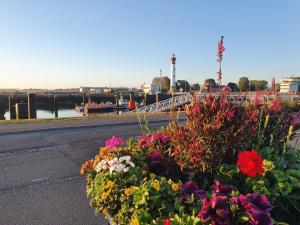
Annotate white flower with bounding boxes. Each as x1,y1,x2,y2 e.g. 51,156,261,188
95,155,135,174
128,162,135,168
95,159,108,172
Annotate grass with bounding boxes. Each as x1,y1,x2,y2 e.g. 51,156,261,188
0,111,184,125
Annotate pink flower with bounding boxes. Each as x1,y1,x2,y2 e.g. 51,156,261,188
138,133,169,147
269,97,282,111
222,86,231,93
105,136,124,149
226,111,234,121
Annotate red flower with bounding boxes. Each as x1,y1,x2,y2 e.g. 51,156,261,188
163,219,172,225
237,150,264,177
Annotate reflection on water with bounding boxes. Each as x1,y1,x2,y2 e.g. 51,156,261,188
4,109,82,120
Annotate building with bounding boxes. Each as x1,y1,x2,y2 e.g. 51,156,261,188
279,77,300,93
141,83,160,94
79,87,105,93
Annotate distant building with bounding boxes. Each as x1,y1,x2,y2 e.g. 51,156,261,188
79,86,132,94
279,77,300,93
141,83,160,94
141,83,151,94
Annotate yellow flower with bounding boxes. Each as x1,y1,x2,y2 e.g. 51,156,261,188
150,173,156,179
152,181,160,191
131,217,140,225
93,155,100,168
288,125,294,138
172,183,180,191
263,115,270,129
168,179,172,185
101,192,110,201
102,208,109,217
117,211,124,220
106,181,115,189
99,147,110,158
124,187,135,196
263,160,275,173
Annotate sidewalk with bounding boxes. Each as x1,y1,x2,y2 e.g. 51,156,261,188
0,113,184,135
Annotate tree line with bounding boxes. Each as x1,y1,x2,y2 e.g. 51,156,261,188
151,76,268,92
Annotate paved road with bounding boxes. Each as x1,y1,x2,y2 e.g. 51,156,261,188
0,120,169,225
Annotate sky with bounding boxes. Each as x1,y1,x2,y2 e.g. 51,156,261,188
0,0,299,89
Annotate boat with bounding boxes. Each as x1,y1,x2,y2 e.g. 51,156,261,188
75,102,115,115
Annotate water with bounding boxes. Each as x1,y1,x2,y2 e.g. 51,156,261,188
4,109,82,120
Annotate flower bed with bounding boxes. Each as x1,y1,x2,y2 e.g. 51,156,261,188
81,90,300,225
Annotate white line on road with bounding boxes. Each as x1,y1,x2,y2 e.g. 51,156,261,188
32,177,48,182
0,144,70,157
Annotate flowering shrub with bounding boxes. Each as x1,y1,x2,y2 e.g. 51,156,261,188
81,92,300,225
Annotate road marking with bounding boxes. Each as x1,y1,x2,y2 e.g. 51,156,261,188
32,177,48,182
0,144,70,157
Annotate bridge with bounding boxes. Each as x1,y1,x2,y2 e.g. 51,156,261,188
128,92,300,114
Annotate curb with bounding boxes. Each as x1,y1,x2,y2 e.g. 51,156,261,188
0,119,185,136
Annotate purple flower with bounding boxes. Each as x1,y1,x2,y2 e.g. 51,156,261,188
198,196,231,225
211,181,232,196
231,193,272,225
105,136,124,149
148,149,164,161
180,181,206,200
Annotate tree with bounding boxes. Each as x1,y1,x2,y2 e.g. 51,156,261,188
152,76,170,92
238,77,250,91
227,82,239,92
249,80,268,91
204,78,216,86
191,83,200,91
176,80,191,92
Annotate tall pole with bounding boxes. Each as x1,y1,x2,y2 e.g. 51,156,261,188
170,54,176,94
217,36,225,88
159,69,162,93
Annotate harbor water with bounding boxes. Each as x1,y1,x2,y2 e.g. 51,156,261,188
4,109,82,120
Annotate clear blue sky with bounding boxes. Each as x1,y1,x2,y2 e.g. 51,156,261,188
0,0,299,89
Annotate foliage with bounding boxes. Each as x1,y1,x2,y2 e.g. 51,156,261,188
81,90,300,225
238,76,250,91
227,82,239,92
176,80,191,92
204,78,216,86
152,76,170,92
250,80,268,91
191,83,200,91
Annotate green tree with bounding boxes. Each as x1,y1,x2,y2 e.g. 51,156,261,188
238,77,250,91
191,83,200,91
227,82,239,92
204,78,216,86
152,76,170,92
250,80,268,91
176,80,191,92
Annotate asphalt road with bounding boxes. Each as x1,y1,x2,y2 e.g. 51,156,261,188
0,120,168,225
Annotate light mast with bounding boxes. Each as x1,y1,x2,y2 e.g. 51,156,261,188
170,54,176,92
